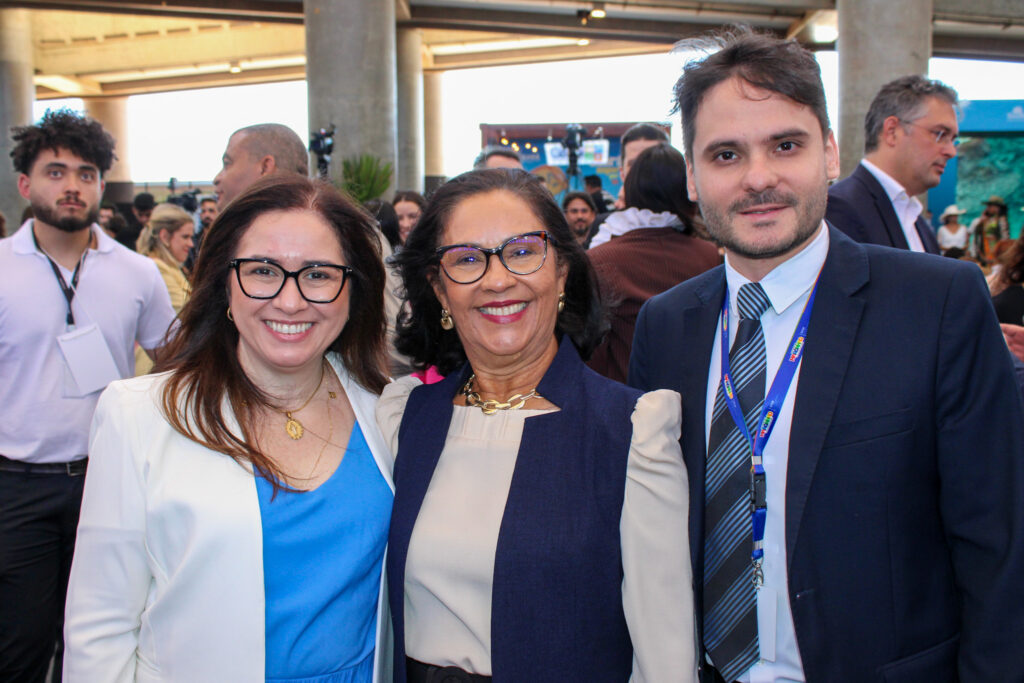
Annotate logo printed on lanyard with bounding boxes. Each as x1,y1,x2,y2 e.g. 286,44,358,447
719,271,821,587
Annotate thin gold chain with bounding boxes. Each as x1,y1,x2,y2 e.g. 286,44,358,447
279,359,327,440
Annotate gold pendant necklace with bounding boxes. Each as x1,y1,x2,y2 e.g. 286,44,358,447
461,374,541,415
280,360,327,440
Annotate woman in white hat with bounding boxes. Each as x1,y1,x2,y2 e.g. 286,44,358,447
936,204,969,255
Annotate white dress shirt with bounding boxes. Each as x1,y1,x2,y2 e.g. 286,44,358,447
704,224,830,683
859,159,926,253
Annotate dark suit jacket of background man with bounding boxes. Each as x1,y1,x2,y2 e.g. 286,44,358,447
587,227,720,383
628,226,1024,682
826,164,941,254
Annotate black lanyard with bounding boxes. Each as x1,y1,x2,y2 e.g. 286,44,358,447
32,227,88,328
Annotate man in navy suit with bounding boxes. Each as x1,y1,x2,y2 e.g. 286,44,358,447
826,75,958,254
629,29,1024,682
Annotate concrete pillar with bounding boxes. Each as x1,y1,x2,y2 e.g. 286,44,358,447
304,0,397,198
836,0,933,177
424,71,446,193
396,28,424,193
84,97,134,205
0,9,34,233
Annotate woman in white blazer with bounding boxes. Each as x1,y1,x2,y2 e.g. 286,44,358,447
64,175,394,682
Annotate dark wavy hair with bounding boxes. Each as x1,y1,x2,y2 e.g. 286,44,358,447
394,169,606,375
624,143,695,233
10,108,117,175
156,174,387,483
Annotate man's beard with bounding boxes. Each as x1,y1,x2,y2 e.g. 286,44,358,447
32,201,99,234
700,188,824,261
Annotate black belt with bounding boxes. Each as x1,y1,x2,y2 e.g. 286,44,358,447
0,454,87,476
406,658,491,683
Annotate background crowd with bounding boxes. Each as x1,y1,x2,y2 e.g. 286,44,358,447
1,25,1023,683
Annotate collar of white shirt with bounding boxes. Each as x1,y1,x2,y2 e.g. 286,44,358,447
859,159,923,220
723,222,830,319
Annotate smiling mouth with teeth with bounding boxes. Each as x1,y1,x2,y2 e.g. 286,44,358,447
479,303,527,316
265,321,313,335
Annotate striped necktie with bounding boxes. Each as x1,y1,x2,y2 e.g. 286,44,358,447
703,281,771,682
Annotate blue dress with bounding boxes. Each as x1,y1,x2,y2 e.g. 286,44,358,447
256,422,393,683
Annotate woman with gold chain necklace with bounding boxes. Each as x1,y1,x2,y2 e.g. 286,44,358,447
379,169,695,682
64,176,395,682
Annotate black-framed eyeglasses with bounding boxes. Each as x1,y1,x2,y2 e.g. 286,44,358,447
229,258,352,303
899,119,960,147
436,231,549,284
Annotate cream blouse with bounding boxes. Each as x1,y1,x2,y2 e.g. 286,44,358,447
377,375,696,682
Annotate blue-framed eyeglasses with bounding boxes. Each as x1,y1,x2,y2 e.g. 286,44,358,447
435,231,549,284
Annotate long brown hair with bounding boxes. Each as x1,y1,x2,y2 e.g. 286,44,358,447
156,175,387,480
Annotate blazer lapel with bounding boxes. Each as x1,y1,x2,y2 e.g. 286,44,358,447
785,227,868,565
386,366,467,673
854,165,910,250
330,354,395,491
678,271,726,587
915,216,941,255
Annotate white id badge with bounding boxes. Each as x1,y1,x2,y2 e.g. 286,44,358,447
57,324,122,397
756,586,778,662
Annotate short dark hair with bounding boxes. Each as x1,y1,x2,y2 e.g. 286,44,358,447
473,146,521,169
394,169,606,374
863,75,959,153
623,143,695,233
200,197,217,207
673,27,830,159
10,109,117,176
583,174,602,188
133,192,156,211
620,123,669,149
157,174,387,488
562,191,596,212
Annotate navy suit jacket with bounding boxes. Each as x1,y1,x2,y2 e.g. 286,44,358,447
827,163,941,254
628,227,1024,682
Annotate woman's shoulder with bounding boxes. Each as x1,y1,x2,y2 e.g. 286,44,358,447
99,371,172,414
376,374,424,444
632,389,682,425
628,389,683,467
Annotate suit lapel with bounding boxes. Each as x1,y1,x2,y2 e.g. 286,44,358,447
915,216,941,255
677,272,726,593
853,165,910,250
785,227,869,565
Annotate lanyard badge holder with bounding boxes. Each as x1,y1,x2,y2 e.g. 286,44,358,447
719,274,820,588
34,229,122,396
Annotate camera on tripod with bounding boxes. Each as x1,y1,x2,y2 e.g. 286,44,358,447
310,125,336,178
166,179,201,213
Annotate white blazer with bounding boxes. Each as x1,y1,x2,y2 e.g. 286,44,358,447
63,353,395,682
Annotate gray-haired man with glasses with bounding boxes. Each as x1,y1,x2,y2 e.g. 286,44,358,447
827,75,958,254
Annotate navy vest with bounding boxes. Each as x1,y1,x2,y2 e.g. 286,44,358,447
387,337,641,682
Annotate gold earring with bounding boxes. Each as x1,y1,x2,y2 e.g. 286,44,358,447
226,307,234,322
557,292,566,313
440,308,454,330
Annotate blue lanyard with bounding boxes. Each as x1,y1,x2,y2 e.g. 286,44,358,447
719,273,820,580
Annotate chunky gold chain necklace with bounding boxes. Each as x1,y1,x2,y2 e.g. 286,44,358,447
280,360,327,440
461,374,541,415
